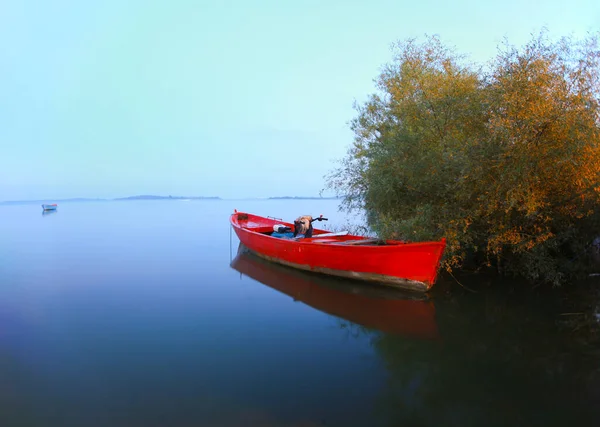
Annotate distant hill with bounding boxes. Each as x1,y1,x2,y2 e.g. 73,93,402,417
114,195,221,201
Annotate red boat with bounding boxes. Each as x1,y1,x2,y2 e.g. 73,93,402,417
230,211,447,293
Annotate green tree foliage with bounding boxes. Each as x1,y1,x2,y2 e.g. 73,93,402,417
326,31,600,286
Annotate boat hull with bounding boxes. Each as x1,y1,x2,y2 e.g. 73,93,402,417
41,204,57,211
230,212,446,293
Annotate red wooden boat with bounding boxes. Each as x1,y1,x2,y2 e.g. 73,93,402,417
231,245,440,339
230,211,447,293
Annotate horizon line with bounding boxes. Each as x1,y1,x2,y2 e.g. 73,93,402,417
0,194,342,204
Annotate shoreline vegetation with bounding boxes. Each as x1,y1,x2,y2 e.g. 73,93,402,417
324,29,600,288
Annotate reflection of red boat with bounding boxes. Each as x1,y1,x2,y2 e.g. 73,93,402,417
231,244,440,340
230,211,446,293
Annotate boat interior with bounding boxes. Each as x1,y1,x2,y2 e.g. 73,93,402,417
234,212,397,245
256,226,391,246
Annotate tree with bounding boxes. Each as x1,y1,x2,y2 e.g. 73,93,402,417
326,31,600,286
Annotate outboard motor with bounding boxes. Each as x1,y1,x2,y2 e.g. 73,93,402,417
293,214,329,238
293,215,314,238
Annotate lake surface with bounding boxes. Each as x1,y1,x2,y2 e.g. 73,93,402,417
1,199,600,427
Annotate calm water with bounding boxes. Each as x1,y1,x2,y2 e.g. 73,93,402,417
1,200,599,427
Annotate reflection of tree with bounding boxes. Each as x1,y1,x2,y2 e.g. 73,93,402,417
338,286,600,427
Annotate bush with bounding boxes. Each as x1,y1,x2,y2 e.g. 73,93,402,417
326,31,600,286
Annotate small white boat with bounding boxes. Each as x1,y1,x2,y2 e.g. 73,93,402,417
41,204,58,211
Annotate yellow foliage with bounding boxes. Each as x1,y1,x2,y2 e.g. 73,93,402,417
327,31,600,285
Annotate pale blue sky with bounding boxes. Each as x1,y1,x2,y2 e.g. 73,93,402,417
1,0,598,200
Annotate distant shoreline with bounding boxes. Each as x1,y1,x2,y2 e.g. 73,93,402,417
0,195,341,205
114,195,221,201
267,196,340,200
